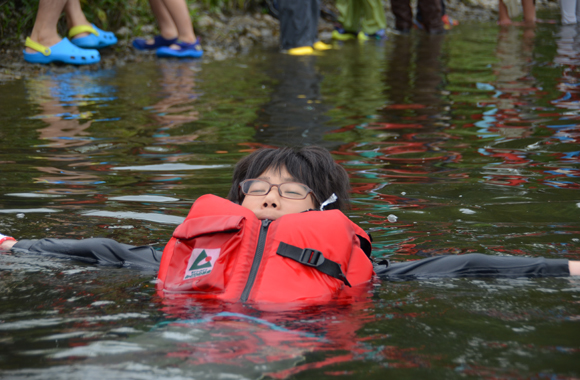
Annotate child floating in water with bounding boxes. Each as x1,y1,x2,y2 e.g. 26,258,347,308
1,147,578,303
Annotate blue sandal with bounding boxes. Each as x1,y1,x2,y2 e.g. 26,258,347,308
69,24,117,49
156,40,203,58
23,37,100,65
133,35,178,50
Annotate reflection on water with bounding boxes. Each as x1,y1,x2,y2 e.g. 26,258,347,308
1,13,580,379
254,54,333,147
146,61,201,145
25,72,117,194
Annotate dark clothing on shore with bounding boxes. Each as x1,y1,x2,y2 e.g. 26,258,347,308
390,0,444,32
278,0,319,49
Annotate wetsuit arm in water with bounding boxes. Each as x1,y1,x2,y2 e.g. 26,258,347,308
374,253,570,280
12,238,162,270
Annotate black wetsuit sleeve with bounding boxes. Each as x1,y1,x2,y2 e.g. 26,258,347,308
374,253,570,280
12,238,162,270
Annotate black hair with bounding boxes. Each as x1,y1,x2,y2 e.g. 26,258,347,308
228,146,351,211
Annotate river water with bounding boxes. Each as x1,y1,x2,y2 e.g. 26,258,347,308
0,18,579,379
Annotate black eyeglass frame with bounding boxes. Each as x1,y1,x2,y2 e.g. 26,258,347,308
239,179,319,202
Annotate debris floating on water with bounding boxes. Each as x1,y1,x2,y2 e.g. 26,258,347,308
387,214,398,223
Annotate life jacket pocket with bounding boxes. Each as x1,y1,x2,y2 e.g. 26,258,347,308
162,215,245,294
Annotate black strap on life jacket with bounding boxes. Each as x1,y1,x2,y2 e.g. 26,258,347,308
356,234,372,258
276,242,352,287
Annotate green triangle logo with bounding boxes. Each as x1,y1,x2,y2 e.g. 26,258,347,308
189,249,213,271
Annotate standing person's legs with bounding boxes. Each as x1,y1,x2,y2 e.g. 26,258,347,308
498,0,512,25
522,0,536,23
63,0,117,48
153,0,204,57
159,0,197,43
336,0,362,32
278,0,319,52
26,0,68,52
132,0,179,50
360,0,387,35
24,0,100,64
560,0,577,24
307,0,320,44
390,0,413,32
417,0,444,32
64,0,91,36
149,0,179,39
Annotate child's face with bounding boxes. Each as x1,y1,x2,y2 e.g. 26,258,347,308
241,166,316,220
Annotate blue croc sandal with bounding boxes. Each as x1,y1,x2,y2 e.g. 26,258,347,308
23,37,100,65
156,40,203,58
133,35,177,50
69,24,117,49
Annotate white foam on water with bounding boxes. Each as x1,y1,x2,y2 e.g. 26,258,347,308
49,341,145,358
113,163,228,171
109,195,180,203
85,313,150,322
161,331,200,342
91,301,116,307
0,208,60,214
0,318,64,330
81,210,185,225
39,331,101,341
5,193,64,198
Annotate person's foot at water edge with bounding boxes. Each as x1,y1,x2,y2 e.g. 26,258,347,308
286,41,332,55
357,29,387,41
332,25,357,41
23,37,100,65
156,39,204,58
132,34,178,50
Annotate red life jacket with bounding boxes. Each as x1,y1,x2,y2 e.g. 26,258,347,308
157,194,374,304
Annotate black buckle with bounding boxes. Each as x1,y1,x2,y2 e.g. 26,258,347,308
298,248,325,267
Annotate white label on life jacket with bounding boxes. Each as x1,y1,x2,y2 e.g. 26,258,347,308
183,248,221,280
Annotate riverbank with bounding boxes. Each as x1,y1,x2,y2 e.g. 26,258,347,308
0,0,558,82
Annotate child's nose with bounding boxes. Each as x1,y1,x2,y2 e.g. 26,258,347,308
262,185,281,208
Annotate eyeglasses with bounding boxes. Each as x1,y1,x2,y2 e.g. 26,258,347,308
240,179,316,200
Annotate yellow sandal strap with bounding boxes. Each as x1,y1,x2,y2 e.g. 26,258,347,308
25,37,51,56
68,24,98,38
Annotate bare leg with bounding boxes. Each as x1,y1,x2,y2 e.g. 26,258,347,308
149,0,179,40
498,0,512,25
26,0,68,53
521,0,536,24
64,0,90,30
160,0,196,44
